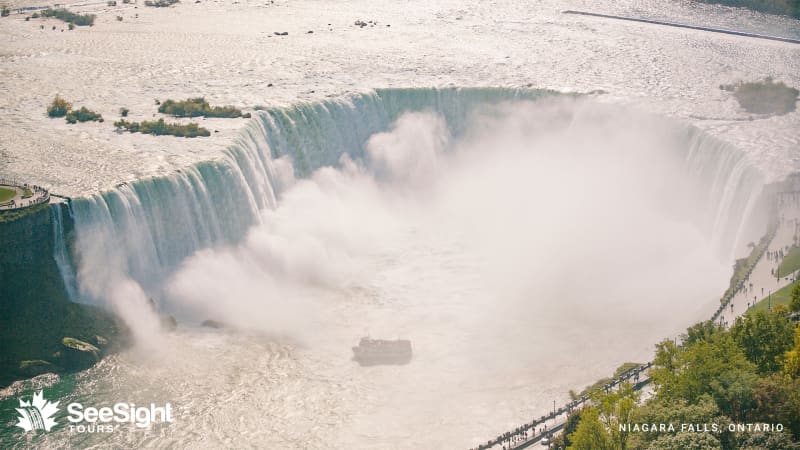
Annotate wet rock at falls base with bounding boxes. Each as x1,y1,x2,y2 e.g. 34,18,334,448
61,337,101,371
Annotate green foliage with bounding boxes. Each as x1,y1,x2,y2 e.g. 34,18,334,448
47,95,71,117
750,280,800,313
653,330,756,405
567,406,613,450
40,8,96,26
752,373,800,439
144,0,179,7
552,409,582,449
593,383,639,449
683,320,721,346
575,362,644,398
0,187,15,203
731,310,795,373
721,77,799,115
648,432,723,450
65,106,103,124
1,6,10,17
737,430,798,450
791,283,800,312
120,107,129,117
709,368,758,420
628,395,727,449
114,118,211,137
777,246,800,278
158,97,251,118
721,231,771,304
785,327,800,379
696,0,800,18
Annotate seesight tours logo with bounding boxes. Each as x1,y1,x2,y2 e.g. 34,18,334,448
15,390,59,432
14,390,174,434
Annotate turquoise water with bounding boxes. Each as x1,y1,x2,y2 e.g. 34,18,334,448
0,88,768,449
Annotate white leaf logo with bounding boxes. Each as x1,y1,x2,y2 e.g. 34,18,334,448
15,390,60,432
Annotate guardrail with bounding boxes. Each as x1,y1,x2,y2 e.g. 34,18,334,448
470,363,652,450
0,179,51,211
473,206,782,449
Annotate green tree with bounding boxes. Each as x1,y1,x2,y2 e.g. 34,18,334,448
594,383,638,449
683,320,720,345
790,283,800,312
648,432,722,450
650,338,682,398
552,410,582,449
628,395,726,449
731,310,795,373
709,369,758,421
751,373,800,440
784,326,800,380
654,332,755,404
567,406,612,450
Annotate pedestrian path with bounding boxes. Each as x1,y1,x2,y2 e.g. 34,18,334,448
473,191,800,450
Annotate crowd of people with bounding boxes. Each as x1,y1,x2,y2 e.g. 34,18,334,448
0,181,50,210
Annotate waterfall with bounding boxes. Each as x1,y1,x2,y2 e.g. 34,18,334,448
57,87,764,304
681,127,765,255
51,203,78,301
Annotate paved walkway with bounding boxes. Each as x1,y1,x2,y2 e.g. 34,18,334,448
0,183,50,210
474,192,800,450
719,193,800,326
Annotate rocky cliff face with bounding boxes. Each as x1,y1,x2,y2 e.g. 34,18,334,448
0,204,126,387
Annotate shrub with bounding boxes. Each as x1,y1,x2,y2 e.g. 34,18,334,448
1,6,10,17
116,15,123,21
144,0,179,7
696,0,800,19
40,8,96,26
107,0,117,5
722,77,799,115
114,118,211,137
68,23,74,30
119,107,129,117
158,97,250,118
65,107,103,124
47,95,71,118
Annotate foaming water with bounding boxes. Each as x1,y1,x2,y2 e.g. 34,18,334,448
0,92,767,449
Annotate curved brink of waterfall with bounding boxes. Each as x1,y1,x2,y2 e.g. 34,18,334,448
50,87,765,305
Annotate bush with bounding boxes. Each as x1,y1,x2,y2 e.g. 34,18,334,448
696,0,800,19
114,118,211,137
1,7,10,17
107,0,117,5
116,15,123,21
40,8,96,26
144,0,179,7
158,97,250,118
65,107,103,124
119,107,129,117
47,95,71,118
722,77,799,115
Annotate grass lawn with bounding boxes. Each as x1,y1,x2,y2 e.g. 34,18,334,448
777,246,800,278
749,280,798,313
0,187,16,203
